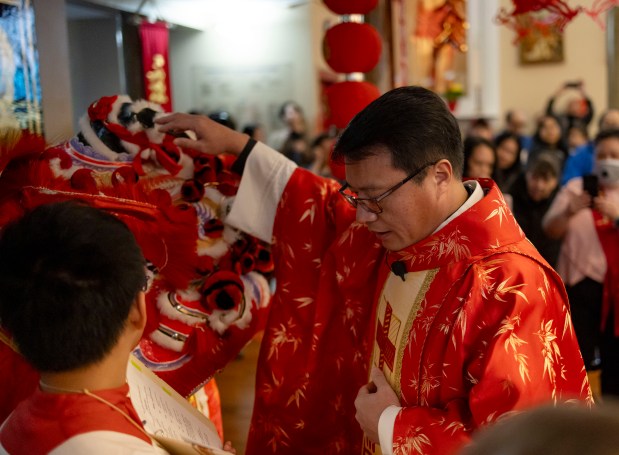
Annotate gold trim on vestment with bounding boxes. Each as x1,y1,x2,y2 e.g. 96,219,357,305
393,268,439,399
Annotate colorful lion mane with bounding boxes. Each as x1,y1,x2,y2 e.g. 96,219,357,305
0,96,273,408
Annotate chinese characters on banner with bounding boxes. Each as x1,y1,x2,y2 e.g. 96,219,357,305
139,21,172,112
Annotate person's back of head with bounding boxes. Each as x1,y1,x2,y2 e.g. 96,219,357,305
332,85,463,182
0,201,146,373
461,403,619,455
599,109,619,132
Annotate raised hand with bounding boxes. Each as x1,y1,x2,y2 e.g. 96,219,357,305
568,191,591,215
156,113,248,157
594,194,619,222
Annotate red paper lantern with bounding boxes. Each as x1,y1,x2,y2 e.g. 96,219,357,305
323,0,378,15
323,22,382,74
325,80,380,129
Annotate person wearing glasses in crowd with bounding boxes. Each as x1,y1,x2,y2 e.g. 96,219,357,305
157,86,590,455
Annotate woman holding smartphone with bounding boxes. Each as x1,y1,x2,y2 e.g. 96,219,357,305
543,129,619,401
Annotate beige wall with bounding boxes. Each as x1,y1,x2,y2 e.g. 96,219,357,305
498,0,608,135
169,4,322,137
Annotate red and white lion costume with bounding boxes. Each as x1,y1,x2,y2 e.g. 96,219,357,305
0,95,273,437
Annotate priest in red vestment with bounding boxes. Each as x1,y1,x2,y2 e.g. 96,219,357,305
157,86,591,455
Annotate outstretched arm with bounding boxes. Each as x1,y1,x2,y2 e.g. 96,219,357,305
156,113,248,157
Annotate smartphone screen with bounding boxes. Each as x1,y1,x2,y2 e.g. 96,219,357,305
583,174,599,199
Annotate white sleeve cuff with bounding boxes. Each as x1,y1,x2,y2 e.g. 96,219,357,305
226,142,297,243
378,405,401,455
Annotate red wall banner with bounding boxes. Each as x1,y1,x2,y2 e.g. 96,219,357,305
139,21,173,112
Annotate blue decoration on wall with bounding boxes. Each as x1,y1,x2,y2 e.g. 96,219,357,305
0,0,43,134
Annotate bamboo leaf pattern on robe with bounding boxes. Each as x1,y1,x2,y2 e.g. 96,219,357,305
496,315,530,383
293,296,313,308
393,426,432,455
299,198,316,223
475,259,505,299
494,278,529,303
286,372,309,408
395,227,472,266
484,197,510,226
268,319,301,360
536,319,561,400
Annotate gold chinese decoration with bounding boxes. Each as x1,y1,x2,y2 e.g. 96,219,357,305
146,54,169,105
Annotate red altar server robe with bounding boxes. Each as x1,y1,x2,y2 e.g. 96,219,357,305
225,144,591,455
0,384,161,454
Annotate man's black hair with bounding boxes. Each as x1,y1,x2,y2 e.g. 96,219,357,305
527,152,561,179
505,110,515,124
495,131,521,149
0,201,145,372
594,128,619,145
332,86,464,181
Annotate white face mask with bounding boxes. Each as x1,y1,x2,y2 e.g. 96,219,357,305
595,159,619,187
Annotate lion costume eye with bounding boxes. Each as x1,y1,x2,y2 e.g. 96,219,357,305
136,107,158,129
117,102,136,126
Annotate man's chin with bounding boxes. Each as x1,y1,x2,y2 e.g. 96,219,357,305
378,235,403,252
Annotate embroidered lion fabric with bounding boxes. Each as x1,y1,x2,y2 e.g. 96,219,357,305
0,95,273,401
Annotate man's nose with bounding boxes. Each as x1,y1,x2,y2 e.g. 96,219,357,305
356,206,378,224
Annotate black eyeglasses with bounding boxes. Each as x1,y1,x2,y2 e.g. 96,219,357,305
338,161,438,214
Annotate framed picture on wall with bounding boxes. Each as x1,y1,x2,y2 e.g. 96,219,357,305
0,0,43,134
518,13,564,65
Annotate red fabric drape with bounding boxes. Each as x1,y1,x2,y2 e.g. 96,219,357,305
593,211,619,336
139,21,173,112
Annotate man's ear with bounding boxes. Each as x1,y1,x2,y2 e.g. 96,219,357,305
128,291,147,333
433,159,454,188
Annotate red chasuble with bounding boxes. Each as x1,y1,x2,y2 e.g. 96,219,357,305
245,170,591,455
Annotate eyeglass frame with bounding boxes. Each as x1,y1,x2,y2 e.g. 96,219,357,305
338,160,439,214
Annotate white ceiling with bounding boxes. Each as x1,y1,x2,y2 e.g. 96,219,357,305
69,0,311,30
